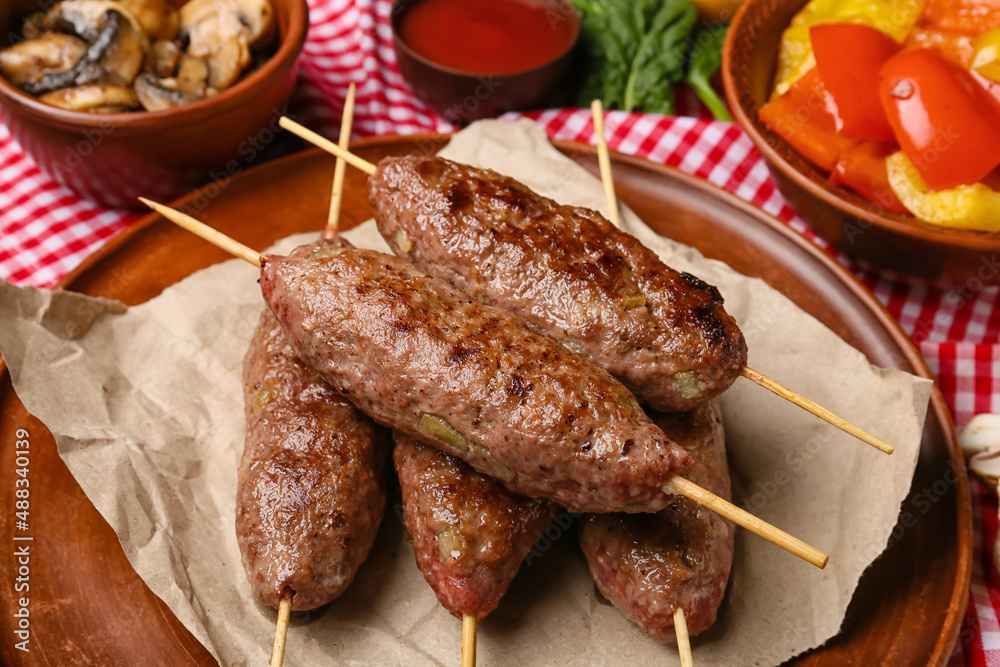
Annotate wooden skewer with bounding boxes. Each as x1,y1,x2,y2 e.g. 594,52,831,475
739,366,893,454
591,99,620,229
325,82,357,239
667,474,826,568
674,607,694,667
139,201,829,569
462,613,477,667
270,588,293,667
138,198,263,267
280,116,376,176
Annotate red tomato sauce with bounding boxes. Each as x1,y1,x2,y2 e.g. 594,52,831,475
399,0,575,75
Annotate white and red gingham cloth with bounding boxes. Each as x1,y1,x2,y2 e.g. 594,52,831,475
1,0,998,663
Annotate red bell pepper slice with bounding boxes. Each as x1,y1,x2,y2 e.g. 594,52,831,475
810,23,899,142
830,142,909,213
879,48,1000,190
759,68,858,172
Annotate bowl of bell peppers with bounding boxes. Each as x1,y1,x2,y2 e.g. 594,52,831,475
723,0,1000,284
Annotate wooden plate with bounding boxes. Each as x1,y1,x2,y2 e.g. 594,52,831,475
0,135,971,665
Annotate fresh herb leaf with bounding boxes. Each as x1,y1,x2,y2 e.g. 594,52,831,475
572,0,732,119
686,23,733,121
572,0,698,115
626,0,697,114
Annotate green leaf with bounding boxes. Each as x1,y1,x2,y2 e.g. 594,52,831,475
571,0,700,115
628,0,697,113
685,23,733,122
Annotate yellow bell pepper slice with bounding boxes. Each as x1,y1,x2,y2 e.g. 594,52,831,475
972,27,1000,82
886,151,1000,231
773,0,923,96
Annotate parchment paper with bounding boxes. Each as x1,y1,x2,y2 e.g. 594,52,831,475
0,119,931,666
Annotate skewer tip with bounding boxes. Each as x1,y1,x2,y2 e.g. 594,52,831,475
325,81,357,238
674,607,694,667
278,116,376,176
139,197,264,268
739,366,894,455
269,588,293,667
462,613,478,667
668,474,829,569
590,99,620,229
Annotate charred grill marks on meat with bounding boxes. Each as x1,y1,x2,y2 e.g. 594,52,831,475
369,155,748,413
260,246,693,514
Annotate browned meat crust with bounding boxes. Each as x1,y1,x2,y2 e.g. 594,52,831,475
237,304,389,611
579,400,734,643
394,432,557,620
260,246,693,513
369,156,748,413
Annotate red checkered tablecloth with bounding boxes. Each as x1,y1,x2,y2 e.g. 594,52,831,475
1,0,998,663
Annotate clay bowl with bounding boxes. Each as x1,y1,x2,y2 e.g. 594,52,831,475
722,0,1000,286
0,0,308,210
390,0,579,124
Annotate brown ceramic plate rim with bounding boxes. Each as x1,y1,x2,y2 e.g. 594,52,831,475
0,0,309,130
0,133,972,663
722,0,1000,250
388,0,580,79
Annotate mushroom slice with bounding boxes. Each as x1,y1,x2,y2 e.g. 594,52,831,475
24,10,147,95
119,0,179,41
149,39,182,78
0,33,88,89
99,9,148,86
175,55,209,97
39,84,139,111
43,0,141,43
179,0,275,91
960,414,1000,575
180,0,275,48
133,72,199,110
961,413,1000,486
203,34,248,92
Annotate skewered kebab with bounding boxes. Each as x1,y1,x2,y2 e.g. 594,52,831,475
262,245,692,513
249,237,730,648
139,199,827,572
581,399,734,644
369,154,746,415
278,117,893,455
394,432,557,620
238,264,389,610
239,86,373,667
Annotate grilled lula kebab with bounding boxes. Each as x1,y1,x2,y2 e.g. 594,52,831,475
581,400,735,645
278,117,893,455
238,249,389,609
138,197,827,570
395,431,557,658
237,86,389,667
